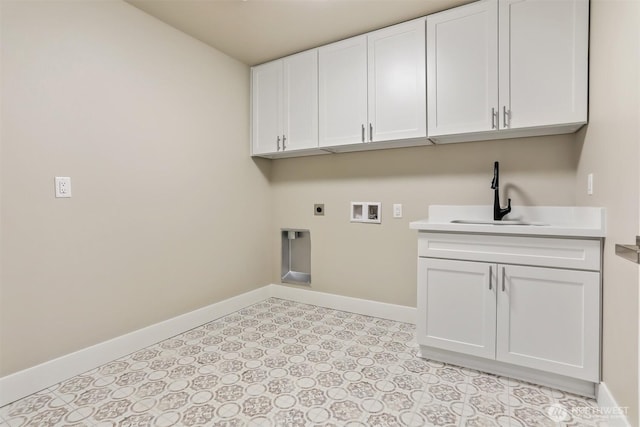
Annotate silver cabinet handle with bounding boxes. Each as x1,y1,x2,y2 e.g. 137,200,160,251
282,135,287,151
502,266,506,292
361,124,365,142
503,106,509,128
491,108,496,129
369,123,373,142
489,265,493,290
277,135,281,151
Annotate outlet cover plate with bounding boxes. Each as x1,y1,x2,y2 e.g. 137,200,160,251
393,203,403,218
55,177,72,198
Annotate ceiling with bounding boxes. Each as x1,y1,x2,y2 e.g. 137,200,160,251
125,0,472,66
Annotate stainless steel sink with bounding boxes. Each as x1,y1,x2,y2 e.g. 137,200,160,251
450,219,549,226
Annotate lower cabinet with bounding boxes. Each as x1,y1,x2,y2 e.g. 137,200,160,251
417,244,601,385
417,258,497,359
496,264,599,382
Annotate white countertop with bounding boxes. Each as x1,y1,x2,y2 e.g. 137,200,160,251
409,205,606,238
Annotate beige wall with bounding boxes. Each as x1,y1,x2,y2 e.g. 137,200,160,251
575,0,640,424
271,135,578,307
0,1,272,376
3,3,639,424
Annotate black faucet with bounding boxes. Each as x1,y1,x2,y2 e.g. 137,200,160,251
491,161,511,221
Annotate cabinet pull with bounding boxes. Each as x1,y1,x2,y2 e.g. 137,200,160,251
489,265,493,290
282,135,287,151
502,266,506,292
491,108,496,129
503,106,509,128
369,123,373,142
277,136,281,151
361,124,365,142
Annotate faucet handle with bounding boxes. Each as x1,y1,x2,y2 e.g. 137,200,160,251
497,198,512,220
502,198,512,217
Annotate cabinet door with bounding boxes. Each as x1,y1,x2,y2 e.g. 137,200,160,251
426,0,498,137
251,60,282,155
368,18,426,142
283,50,318,151
318,35,368,147
499,0,588,129
417,258,496,359
496,265,599,382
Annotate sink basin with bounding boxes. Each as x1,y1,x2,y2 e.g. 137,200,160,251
450,219,549,226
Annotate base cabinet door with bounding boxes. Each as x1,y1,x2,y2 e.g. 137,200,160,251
496,265,600,382
417,258,496,359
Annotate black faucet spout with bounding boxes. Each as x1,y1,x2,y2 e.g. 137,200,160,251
491,161,511,221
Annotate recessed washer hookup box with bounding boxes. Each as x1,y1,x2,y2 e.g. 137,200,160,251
281,229,311,285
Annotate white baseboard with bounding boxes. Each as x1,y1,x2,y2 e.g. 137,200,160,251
0,286,270,407
596,382,632,427
0,284,415,407
266,284,416,324
12,282,628,424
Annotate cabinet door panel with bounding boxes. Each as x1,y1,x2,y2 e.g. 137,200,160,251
283,50,318,151
499,0,588,129
427,0,498,137
417,258,496,359
368,18,426,142
251,61,282,155
496,265,599,382
319,35,368,147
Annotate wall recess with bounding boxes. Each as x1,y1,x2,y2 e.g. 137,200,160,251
351,202,381,224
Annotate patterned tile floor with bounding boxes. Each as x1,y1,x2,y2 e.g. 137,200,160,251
1,298,609,427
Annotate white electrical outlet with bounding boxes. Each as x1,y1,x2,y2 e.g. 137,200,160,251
393,203,403,218
55,176,72,198
587,173,593,195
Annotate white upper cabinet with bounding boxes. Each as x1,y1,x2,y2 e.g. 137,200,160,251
319,19,427,148
251,50,319,156
427,0,589,142
283,50,319,152
499,0,589,130
319,35,368,147
427,1,498,137
251,0,590,157
368,19,427,142
251,60,282,155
